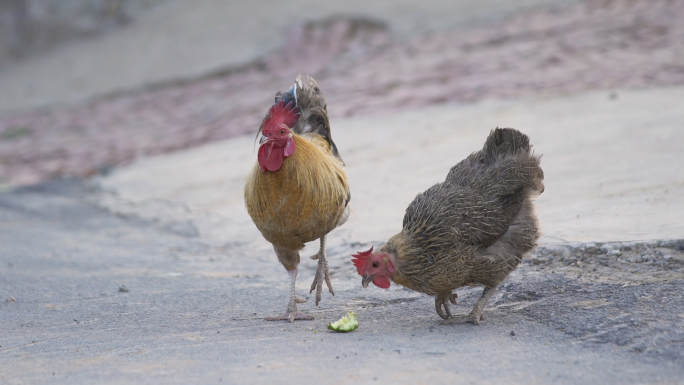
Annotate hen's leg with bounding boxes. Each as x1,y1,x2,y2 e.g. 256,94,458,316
310,235,334,306
434,292,458,320
266,269,314,323
441,286,495,325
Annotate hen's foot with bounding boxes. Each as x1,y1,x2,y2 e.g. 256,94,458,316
310,253,334,306
440,312,485,325
265,312,315,322
441,287,494,325
435,292,458,320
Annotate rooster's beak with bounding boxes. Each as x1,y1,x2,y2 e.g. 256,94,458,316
259,135,269,145
361,274,375,288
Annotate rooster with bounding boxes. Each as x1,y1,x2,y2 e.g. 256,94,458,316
244,75,350,322
352,128,544,324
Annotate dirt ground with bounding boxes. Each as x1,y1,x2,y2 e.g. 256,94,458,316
1,181,683,384
1,1,683,383
1,0,684,186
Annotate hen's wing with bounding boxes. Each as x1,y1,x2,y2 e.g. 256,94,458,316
403,128,543,251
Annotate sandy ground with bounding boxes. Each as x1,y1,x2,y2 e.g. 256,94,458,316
0,0,571,114
1,171,682,384
2,0,684,186
97,86,684,247
1,0,684,383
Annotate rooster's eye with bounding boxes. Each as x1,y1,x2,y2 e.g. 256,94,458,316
372,261,379,268
280,129,285,135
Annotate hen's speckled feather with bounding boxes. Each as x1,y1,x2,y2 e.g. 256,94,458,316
383,128,544,296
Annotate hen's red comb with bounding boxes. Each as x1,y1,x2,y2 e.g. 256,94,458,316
263,101,299,132
351,247,373,275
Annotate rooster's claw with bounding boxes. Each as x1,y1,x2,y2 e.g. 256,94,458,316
310,254,334,306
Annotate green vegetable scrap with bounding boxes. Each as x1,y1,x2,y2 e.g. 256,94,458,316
328,311,359,332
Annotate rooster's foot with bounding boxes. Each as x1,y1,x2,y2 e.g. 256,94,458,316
435,292,458,320
265,312,315,323
310,256,334,306
267,268,311,322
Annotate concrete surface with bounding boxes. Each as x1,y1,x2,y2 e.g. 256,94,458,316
1,1,683,383
4,0,683,187
97,86,684,250
0,0,573,113
2,83,683,383
6,86,682,383
1,180,683,384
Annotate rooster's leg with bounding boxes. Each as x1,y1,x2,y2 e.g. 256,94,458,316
434,292,458,320
266,269,314,323
310,235,334,306
441,286,495,325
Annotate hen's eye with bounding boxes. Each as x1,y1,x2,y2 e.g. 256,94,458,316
372,261,379,268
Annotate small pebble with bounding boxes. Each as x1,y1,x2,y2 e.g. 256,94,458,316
510,330,516,336
6,296,15,302
664,255,672,260
118,285,129,293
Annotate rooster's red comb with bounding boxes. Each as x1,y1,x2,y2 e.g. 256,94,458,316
263,101,299,132
351,246,373,275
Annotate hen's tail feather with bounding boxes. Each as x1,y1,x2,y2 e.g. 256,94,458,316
478,199,540,287
447,128,544,197
482,127,531,163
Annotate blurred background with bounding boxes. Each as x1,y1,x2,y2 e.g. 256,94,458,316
0,0,682,187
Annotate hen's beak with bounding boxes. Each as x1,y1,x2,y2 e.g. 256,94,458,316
362,274,375,288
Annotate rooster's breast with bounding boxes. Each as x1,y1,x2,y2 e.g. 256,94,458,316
244,136,349,250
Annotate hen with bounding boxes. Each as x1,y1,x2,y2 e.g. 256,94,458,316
352,128,544,324
245,75,350,322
